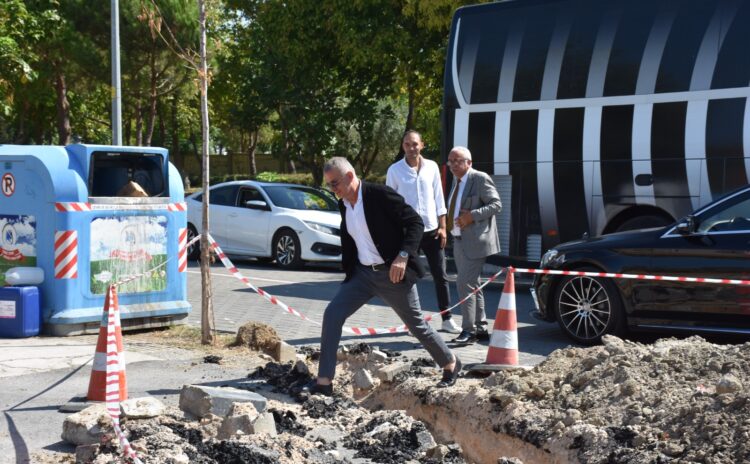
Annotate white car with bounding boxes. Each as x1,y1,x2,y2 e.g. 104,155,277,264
186,181,342,268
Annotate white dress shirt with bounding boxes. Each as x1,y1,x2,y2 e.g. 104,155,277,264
448,168,471,237
386,157,447,232
344,183,385,266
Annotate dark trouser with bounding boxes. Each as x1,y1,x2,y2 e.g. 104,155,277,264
420,229,452,321
318,264,454,380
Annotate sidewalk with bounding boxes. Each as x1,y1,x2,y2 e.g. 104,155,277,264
0,336,252,464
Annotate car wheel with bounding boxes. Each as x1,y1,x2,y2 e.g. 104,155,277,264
553,269,625,345
186,224,201,261
273,229,303,269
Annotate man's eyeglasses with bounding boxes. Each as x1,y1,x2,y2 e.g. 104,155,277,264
326,177,345,189
446,158,468,165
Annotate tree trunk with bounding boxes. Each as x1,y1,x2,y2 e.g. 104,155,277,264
171,95,181,170
198,0,216,346
135,100,144,146
55,71,72,145
248,131,258,177
392,78,416,162
124,116,131,145
15,101,28,144
157,100,166,148
405,77,415,132
145,52,158,146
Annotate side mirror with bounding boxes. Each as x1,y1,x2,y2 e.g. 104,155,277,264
245,200,269,210
675,215,696,234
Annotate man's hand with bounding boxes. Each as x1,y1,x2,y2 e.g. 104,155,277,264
434,227,447,249
457,210,474,229
389,255,408,283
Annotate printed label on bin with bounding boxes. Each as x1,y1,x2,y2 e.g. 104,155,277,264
90,216,168,295
0,215,36,286
0,300,15,319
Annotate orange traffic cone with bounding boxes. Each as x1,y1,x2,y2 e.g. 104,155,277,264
470,269,524,373
87,285,128,402
485,269,519,365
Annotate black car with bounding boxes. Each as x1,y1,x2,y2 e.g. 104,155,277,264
532,185,750,345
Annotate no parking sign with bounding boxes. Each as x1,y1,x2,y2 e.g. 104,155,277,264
2,173,15,197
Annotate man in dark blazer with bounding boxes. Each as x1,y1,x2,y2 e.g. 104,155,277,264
304,157,461,396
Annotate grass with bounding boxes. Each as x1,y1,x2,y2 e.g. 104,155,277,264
128,324,237,352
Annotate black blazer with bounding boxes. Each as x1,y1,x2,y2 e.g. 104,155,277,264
338,181,425,283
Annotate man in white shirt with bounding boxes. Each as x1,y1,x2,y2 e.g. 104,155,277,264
302,157,462,396
386,131,461,334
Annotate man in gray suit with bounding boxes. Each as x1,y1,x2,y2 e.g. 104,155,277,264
445,146,502,345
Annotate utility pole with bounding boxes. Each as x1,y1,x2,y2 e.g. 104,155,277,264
111,0,122,145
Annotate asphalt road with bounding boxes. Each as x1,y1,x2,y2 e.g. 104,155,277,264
183,257,574,366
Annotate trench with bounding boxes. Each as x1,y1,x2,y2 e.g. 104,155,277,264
362,379,576,464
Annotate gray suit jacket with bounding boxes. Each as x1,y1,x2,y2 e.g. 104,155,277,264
452,168,502,260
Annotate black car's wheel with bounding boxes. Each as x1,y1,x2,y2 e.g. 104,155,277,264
553,269,625,345
186,224,200,261
273,229,303,269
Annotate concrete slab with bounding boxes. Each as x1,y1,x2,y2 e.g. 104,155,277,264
0,337,161,378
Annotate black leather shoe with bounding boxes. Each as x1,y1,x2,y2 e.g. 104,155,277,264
437,357,462,388
476,327,490,341
301,380,333,397
451,330,477,345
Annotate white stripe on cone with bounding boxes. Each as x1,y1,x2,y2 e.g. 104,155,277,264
497,290,515,316
490,329,518,350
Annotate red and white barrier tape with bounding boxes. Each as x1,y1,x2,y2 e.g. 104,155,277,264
102,235,200,463
104,285,143,464
206,234,503,335
511,267,750,286
206,235,320,326
203,233,750,336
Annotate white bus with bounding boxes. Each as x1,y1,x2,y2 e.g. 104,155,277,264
442,0,750,264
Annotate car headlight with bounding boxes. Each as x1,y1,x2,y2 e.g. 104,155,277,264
304,221,339,236
540,249,558,268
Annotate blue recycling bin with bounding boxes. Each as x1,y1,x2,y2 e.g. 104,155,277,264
0,144,191,335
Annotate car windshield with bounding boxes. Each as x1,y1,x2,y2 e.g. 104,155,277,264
263,185,338,212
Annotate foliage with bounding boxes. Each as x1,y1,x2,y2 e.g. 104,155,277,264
0,0,486,177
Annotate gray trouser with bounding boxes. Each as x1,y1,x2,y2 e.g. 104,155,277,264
453,237,488,332
318,264,454,380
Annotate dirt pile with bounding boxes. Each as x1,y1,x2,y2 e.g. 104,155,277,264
83,342,467,464
343,410,462,463
369,335,750,463
235,322,281,353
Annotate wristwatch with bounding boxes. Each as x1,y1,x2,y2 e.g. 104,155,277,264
398,250,409,259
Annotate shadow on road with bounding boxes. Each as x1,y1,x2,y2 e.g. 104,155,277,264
2,359,91,464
